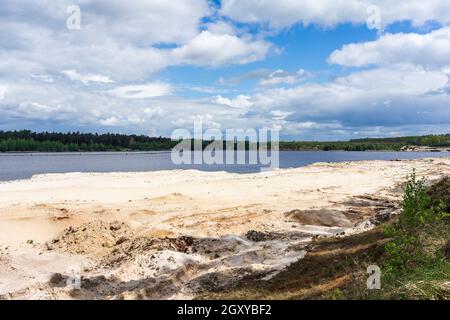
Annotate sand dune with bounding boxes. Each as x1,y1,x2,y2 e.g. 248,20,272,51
1,158,449,299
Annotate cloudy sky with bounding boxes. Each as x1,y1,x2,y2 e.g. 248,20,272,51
1,0,450,140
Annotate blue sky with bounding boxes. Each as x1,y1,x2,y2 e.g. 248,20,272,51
1,1,450,140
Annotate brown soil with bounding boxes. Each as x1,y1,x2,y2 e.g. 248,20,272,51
285,209,353,227
428,177,450,210
46,221,134,258
103,235,194,267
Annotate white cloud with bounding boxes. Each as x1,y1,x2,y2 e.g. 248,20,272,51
0,86,6,100
260,70,297,86
0,1,270,84
99,116,119,126
259,69,310,86
329,27,450,71
143,107,164,119
31,74,54,83
256,67,447,106
0,78,227,134
63,70,114,85
2,0,210,46
172,113,223,131
84,0,211,45
108,83,173,99
1,0,450,140
171,30,271,67
1,65,449,140
220,0,450,29
296,122,326,129
18,102,75,113
270,110,293,120
214,95,254,109
189,86,225,94
207,66,449,140
0,0,208,81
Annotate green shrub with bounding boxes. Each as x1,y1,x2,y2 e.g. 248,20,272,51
380,172,450,298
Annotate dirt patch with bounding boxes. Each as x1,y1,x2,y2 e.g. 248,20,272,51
246,230,279,242
428,176,450,211
191,237,244,260
245,230,310,242
342,195,399,224
285,209,353,227
141,228,177,238
46,219,196,265
103,235,194,267
46,221,133,258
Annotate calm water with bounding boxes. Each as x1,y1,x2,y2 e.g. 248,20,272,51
0,151,449,181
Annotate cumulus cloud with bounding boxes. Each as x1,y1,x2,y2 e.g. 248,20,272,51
1,0,450,140
220,0,450,29
214,95,254,109
182,66,449,140
329,27,450,70
0,1,271,82
0,0,276,134
210,66,449,136
1,65,449,139
171,30,272,67
0,1,196,81
249,67,450,129
0,76,264,136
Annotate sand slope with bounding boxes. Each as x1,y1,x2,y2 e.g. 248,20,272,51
0,158,449,299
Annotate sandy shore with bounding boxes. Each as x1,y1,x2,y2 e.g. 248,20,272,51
1,157,450,299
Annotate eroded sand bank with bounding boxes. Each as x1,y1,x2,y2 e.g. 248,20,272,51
1,158,449,299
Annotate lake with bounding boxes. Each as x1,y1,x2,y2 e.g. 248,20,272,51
1,151,450,181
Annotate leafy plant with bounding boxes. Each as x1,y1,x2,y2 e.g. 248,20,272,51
380,172,450,298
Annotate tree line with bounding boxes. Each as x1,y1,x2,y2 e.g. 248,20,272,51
0,130,449,152
0,130,178,152
279,134,450,151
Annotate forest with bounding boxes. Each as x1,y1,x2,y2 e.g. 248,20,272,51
279,134,450,151
0,130,177,152
1,130,450,152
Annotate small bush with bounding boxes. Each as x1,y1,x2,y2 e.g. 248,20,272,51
380,172,450,299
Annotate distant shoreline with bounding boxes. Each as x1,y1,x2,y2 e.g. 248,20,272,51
0,150,173,156
1,148,449,155
2,131,450,153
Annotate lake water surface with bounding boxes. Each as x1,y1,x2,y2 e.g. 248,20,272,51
1,151,450,181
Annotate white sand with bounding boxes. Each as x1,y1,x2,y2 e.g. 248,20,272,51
0,157,449,299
